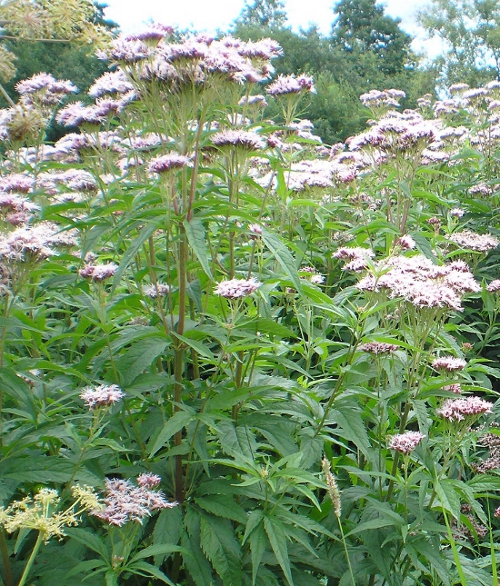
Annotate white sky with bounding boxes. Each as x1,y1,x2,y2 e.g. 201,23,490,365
102,0,441,58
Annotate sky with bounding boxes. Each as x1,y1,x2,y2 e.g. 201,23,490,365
102,0,435,55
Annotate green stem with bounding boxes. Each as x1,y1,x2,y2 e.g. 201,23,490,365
338,520,356,586
0,529,12,586
17,532,44,586
442,508,467,586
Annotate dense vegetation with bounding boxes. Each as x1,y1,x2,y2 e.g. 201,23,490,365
1,2,500,586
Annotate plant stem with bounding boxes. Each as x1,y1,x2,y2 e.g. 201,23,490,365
0,529,13,586
17,532,44,586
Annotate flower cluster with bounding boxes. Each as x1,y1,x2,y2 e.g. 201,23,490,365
266,74,315,96
432,356,467,372
437,397,493,421
388,431,425,454
91,477,176,526
80,384,124,409
214,277,261,298
144,283,170,298
79,263,118,282
360,342,399,354
447,230,499,252
333,246,375,272
356,255,480,311
0,486,100,540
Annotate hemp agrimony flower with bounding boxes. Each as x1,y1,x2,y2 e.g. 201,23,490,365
437,397,492,421
214,277,261,299
80,384,124,409
388,431,425,454
91,477,176,526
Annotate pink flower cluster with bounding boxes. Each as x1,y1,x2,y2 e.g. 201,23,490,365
80,384,124,409
211,130,265,151
437,397,493,421
333,247,375,272
266,74,315,96
92,477,176,526
447,230,499,252
79,263,118,282
360,342,399,354
432,356,467,372
388,431,425,454
356,255,480,311
214,277,261,298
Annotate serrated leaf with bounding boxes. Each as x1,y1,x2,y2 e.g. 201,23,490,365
261,229,302,294
149,410,193,456
111,221,159,293
250,523,267,586
129,544,184,563
184,218,213,279
66,527,110,562
195,495,247,524
126,561,177,585
264,516,294,586
173,333,215,360
200,514,242,586
115,336,168,386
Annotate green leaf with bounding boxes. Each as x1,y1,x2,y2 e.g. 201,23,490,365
184,218,213,279
66,527,110,562
195,495,247,524
126,561,177,585
173,332,215,360
249,523,267,586
111,221,159,293
261,229,302,294
182,509,214,584
434,478,461,519
129,544,184,563
411,232,438,263
115,336,168,386
264,516,294,586
200,513,242,586
149,410,194,456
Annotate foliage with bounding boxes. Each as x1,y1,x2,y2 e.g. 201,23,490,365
235,0,288,29
418,0,500,89
0,0,112,83
331,0,413,75
1,22,500,586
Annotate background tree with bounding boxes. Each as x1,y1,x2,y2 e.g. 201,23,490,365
0,0,112,91
418,0,500,89
235,0,288,29
232,0,436,144
331,0,413,75
0,2,118,106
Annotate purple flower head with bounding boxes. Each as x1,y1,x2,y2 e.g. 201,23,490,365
211,130,265,151
79,263,118,282
447,230,499,252
80,384,124,409
432,356,467,372
144,283,170,298
98,37,153,63
88,71,135,98
266,74,315,96
487,279,500,293
92,476,176,526
360,342,399,355
137,473,162,489
214,277,261,299
148,154,191,174
437,397,492,422
333,247,375,272
388,431,425,454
